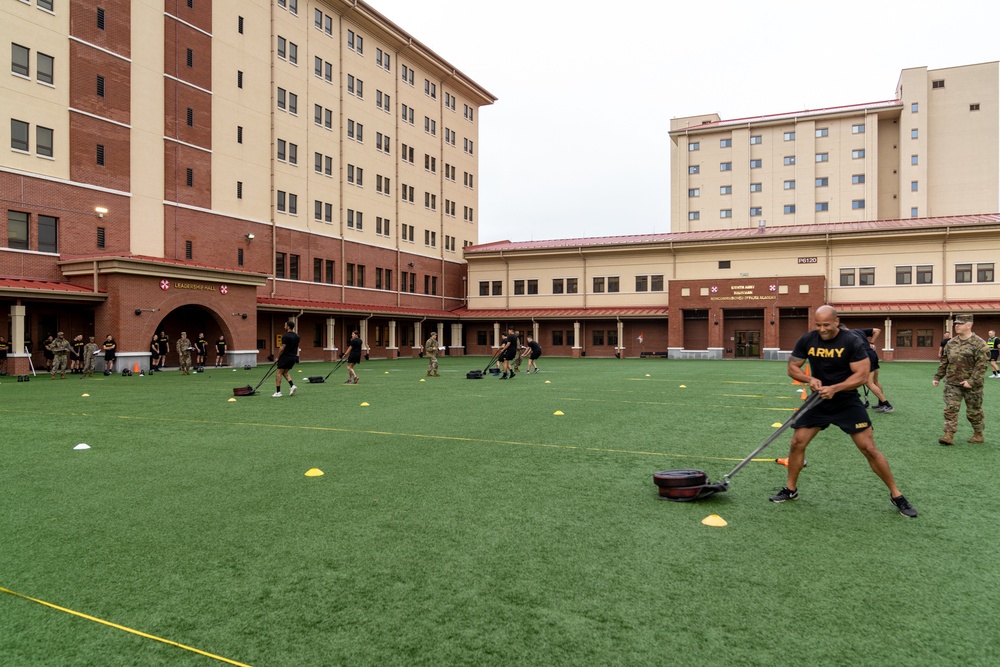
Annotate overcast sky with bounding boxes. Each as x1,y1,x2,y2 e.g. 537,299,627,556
370,0,1000,244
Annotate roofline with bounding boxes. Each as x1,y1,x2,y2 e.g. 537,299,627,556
670,99,902,135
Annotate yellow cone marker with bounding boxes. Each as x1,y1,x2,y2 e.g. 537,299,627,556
384,371,389,374
228,398,237,402
702,514,728,527
297,370,302,373
645,374,651,377
771,422,783,428
544,380,551,384
360,402,369,406
304,468,324,477
419,378,425,382
81,393,90,397
553,410,564,416
679,385,687,388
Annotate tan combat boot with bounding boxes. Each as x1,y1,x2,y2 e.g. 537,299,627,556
968,432,984,443
938,432,954,446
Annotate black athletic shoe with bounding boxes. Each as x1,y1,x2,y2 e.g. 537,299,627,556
880,403,894,413
891,494,918,518
769,487,798,503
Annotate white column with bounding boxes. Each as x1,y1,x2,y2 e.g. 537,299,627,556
388,320,397,350
616,320,624,356
11,305,25,354
492,321,501,349
359,319,369,351
572,321,582,349
325,317,337,354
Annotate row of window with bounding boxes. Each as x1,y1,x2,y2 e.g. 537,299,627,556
689,124,867,151
482,275,665,297
278,254,436,295
6,210,58,253
689,150,871,174
839,263,995,287
690,201,865,220
690,174,873,197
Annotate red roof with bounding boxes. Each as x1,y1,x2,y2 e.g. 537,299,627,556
834,300,1000,315
450,306,668,319
257,296,458,318
466,214,1000,253
0,278,103,294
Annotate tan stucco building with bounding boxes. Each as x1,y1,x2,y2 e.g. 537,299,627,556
2,0,494,375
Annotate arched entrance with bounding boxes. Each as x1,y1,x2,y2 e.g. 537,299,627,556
148,304,235,367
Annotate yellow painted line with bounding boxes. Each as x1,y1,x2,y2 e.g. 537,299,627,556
0,585,251,666
0,408,791,463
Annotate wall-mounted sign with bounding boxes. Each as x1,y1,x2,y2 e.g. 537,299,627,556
797,257,818,264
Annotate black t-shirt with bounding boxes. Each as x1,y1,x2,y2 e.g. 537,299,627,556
279,332,300,362
216,338,226,354
196,337,207,354
791,329,869,389
347,337,363,363
527,340,542,355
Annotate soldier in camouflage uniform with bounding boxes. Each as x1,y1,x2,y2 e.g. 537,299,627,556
48,332,72,379
82,336,99,377
933,314,989,444
176,332,193,375
424,331,440,376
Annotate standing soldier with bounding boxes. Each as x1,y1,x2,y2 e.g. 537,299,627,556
215,335,227,367
176,331,193,375
42,334,55,372
424,331,440,377
48,332,71,379
102,334,117,373
70,334,84,374
933,315,989,445
158,330,170,371
195,333,208,368
988,330,999,378
82,336,99,377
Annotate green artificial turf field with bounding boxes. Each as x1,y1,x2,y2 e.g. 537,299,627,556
2,358,998,666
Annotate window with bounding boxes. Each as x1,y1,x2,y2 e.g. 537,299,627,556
859,267,875,286
552,331,563,346
424,79,436,98
955,264,972,283
932,80,944,89
11,119,29,151
911,154,919,165
750,135,762,145
783,180,795,190
840,268,855,286
7,211,28,250
593,277,604,293
12,44,30,77
783,205,795,214
851,174,865,185
688,141,700,151
896,266,912,285
38,0,54,10
720,209,732,218
816,177,829,187
720,162,732,171
36,126,53,157
491,281,501,296
852,200,865,210
911,181,918,192
478,281,489,296
978,263,994,283
816,128,829,138
688,165,699,174
607,277,619,292
688,188,700,197
749,207,762,217
552,279,564,294
277,139,286,161
911,103,918,113
970,103,981,111
720,138,732,148
750,159,762,168
31,215,56,251
911,128,918,139
783,156,795,165
593,330,605,346
688,211,700,221
816,202,829,212
719,261,731,270
464,104,474,121
816,153,829,162
784,131,795,141
276,190,286,212
720,185,732,195
376,48,390,71
851,149,865,159
916,265,933,284
852,123,865,134
527,280,538,295
37,53,53,84
749,183,762,193
896,329,912,348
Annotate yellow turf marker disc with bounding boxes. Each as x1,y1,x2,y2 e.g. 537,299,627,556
360,402,369,407
81,393,90,397
553,410,564,416
702,514,728,527
304,468,324,477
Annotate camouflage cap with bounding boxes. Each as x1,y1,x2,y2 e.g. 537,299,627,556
953,314,974,324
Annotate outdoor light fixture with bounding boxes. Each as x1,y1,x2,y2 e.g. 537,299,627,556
245,233,255,240
95,206,108,218
134,308,159,315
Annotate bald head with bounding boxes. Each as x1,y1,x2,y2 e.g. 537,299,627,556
814,305,842,341
815,305,838,320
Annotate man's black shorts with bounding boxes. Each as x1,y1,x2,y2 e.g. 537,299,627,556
794,392,872,435
276,356,297,371
991,350,999,361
